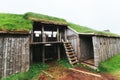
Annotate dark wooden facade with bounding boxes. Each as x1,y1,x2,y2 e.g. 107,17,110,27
67,27,120,67
0,33,30,78
30,21,67,64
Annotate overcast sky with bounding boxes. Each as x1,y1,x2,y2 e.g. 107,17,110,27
0,0,120,34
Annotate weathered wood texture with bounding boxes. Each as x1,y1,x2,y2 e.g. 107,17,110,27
0,34,30,78
92,36,120,67
67,29,80,61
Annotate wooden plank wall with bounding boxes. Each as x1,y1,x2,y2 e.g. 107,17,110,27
92,36,120,67
0,34,29,78
66,29,80,61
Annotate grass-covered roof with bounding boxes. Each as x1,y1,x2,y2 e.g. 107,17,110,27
0,13,32,31
68,23,119,37
24,12,67,25
0,12,119,37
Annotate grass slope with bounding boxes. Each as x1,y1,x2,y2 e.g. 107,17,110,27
68,23,119,36
0,12,119,36
0,13,32,31
1,63,49,80
24,12,67,25
99,54,120,72
99,54,120,78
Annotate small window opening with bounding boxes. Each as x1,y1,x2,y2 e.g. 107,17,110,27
34,31,41,37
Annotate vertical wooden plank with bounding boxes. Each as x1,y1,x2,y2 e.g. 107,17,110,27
92,36,100,67
59,31,62,42
3,38,8,77
25,37,30,71
64,27,67,42
57,26,59,41
21,37,25,71
77,36,81,61
6,37,11,76
0,37,3,78
42,25,45,42
57,45,60,60
42,45,45,63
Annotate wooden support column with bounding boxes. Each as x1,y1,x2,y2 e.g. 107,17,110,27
42,25,45,63
31,30,34,43
64,27,67,42
57,26,59,41
42,45,45,63
42,25,46,42
60,31,62,42
58,45,60,60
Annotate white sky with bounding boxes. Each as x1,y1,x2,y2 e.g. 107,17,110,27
0,0,120,34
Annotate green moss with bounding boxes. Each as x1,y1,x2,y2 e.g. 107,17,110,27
0,12,119,37
24,12,67,25
0,13,32,31
1,63,49,80
68,22,119,36
99,54,120,73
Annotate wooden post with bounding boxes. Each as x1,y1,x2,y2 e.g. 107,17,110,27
42,25,45,63
42,45,45,63
57,27,59,41
30,30,34,43
60,31,62,42
77,35,81,62
42,25,45,42
58,45,60,60
30,45,33,65
64,27,67,42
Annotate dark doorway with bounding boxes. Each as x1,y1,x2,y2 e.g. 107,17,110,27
79,35,94,65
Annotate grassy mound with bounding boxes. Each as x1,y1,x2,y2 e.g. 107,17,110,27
99,54,120,73
24,12,67,25
68,23,119,36
1,63,49,80
0,13,32,31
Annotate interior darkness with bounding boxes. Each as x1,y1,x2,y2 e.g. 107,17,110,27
31,22,67,63
31,43,66,63
79,35,94,61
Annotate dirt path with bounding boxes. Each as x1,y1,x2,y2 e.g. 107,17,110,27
38,63,118,80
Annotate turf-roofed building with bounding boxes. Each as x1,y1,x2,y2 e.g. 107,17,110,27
0,12,120,78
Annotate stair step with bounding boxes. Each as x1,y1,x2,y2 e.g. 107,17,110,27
66,52,75,55
69,57,77,61
68,55,76,58
65,46,73,49
66,49,74,52
63,42,78,65
71,60,78,65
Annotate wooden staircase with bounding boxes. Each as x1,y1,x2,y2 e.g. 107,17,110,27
63,42,79,65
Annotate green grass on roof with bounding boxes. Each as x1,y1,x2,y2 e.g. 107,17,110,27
24,12,67,25
0,13,32,31
68,23,119,36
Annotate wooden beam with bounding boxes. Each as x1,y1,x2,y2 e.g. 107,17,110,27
69,68,102,78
